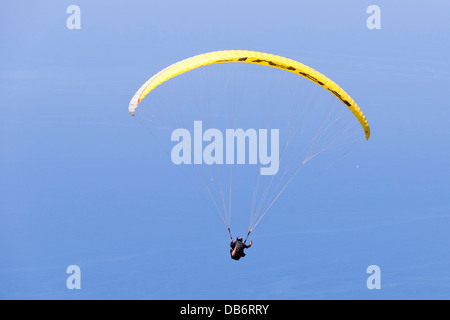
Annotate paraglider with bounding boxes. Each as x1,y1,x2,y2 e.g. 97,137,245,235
128,50,371,258
230,237,253,261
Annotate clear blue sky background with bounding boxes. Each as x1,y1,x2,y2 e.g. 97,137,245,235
1,1,449,299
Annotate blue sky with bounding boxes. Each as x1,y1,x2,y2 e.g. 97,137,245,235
1,1,449,299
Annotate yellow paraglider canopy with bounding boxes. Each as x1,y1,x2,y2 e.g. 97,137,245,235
129,50,370,140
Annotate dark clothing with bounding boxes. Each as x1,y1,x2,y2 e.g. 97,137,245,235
230,240,252,260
